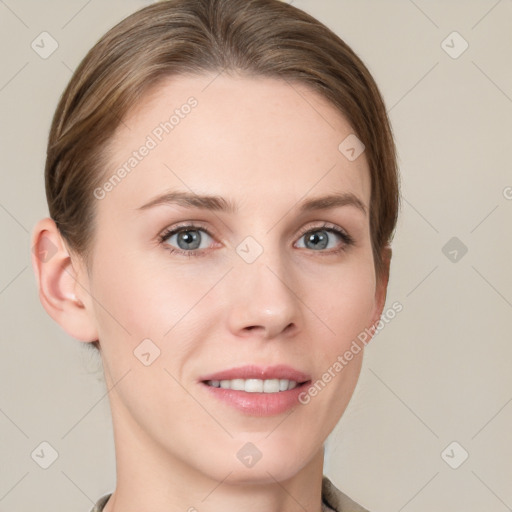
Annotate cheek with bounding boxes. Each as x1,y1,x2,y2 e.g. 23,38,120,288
309,258,377,348
90,246,197,333
87,254,172,366
331,277,375,335
298,267,375,435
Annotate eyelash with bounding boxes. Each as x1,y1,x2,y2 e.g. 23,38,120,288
157,222,355,258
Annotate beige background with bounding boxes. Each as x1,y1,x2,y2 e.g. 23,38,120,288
1,0,511,510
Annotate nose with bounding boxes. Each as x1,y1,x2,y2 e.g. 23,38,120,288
226,254,302,340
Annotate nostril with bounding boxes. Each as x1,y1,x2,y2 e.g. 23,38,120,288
244,325,261,332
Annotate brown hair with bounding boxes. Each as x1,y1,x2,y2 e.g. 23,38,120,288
46,0,399,301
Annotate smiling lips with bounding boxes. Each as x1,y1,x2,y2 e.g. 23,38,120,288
206,378,299,393
199,364,312,416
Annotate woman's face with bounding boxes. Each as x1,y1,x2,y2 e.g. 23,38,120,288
81,73,386,484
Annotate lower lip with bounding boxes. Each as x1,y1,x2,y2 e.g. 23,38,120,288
200,381,311,417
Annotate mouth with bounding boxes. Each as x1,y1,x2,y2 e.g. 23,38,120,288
198,365,312,416
199,364,311,388
203,378,307,393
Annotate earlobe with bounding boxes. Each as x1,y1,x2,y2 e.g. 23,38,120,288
30,217,98,343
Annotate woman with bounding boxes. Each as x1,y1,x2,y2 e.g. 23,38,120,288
31,0,400,510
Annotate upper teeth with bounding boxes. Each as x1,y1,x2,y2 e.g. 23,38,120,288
207,378,298,393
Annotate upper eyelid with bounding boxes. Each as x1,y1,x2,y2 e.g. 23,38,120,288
159,222,213,238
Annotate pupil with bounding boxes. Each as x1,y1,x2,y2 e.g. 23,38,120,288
307,231,328,250
178,230,200,250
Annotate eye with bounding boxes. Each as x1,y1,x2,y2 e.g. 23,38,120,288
295,224,354,253
158,224,215,257
158,222,354,258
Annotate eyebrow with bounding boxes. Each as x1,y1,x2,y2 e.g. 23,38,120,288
137,190,367,216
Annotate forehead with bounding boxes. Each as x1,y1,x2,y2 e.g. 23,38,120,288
100,73,370,216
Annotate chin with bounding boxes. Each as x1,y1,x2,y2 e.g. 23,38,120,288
219,461,307,486
203,437,318,486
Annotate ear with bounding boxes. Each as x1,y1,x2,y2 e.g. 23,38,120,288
368,245,392,333
30,217,98,343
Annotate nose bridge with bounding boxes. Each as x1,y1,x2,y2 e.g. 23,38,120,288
226,236,300,338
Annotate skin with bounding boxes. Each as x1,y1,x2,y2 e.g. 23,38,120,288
31,73,390,512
